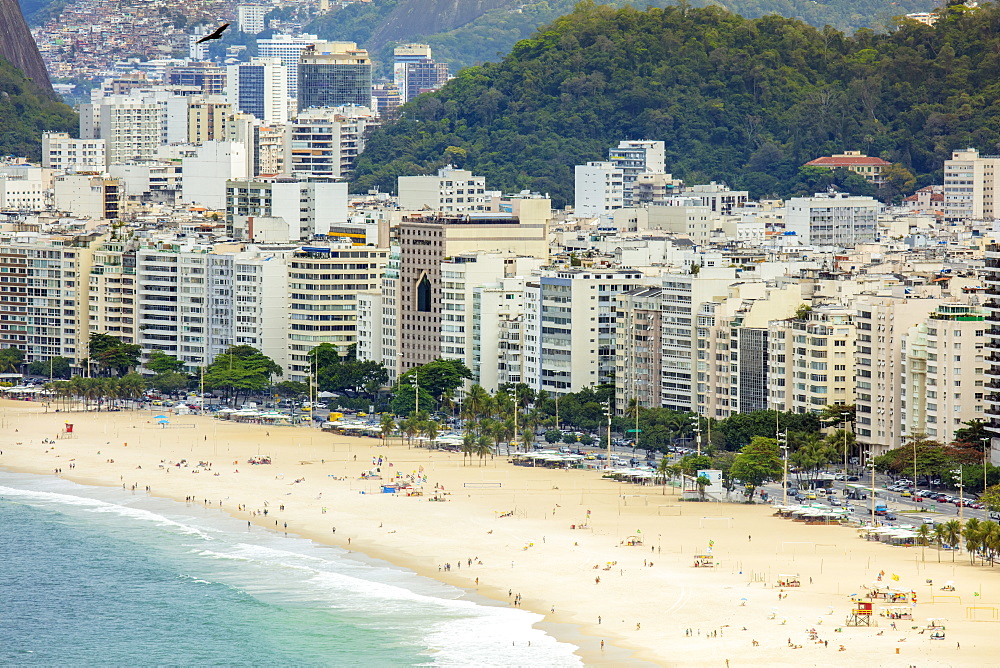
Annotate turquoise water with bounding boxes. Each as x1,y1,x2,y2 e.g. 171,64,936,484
0,471,581,667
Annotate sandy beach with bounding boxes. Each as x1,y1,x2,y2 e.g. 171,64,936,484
1,399,996,667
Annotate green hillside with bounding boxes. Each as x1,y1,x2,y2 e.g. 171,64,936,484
0,56,77,160
352,2,997,205
309,0,937,74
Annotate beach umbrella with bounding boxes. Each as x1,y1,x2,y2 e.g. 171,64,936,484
158,419,170,424
154,414,167,418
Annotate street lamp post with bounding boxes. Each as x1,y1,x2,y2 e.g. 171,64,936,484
983,437,991,494
780,431,789,506
691,414,701,457
869,458,877,527
951,466,964,550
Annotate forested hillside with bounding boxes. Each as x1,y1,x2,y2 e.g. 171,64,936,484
352,2,1000,205
309,0,936,74
0,56,77,160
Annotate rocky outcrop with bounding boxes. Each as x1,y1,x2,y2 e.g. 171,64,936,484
0,0,53,94
368,0,514,51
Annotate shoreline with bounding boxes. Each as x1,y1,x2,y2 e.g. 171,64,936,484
1,400,996,667
0,404,638,666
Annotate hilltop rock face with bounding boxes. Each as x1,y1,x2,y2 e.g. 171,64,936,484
0,0,53,94
368,0,513,51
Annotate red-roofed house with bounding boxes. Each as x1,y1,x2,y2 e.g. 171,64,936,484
804,151,892,185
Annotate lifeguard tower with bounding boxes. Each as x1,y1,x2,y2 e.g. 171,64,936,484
846,600,875,626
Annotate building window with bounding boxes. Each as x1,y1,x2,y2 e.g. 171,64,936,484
416,275,432,312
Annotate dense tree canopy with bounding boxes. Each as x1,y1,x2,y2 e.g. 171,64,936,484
354,2,1000,205
0,56,76,160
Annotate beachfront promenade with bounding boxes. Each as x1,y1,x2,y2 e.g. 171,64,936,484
0,400,995,666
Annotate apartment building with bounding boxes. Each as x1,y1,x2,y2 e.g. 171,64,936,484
164,63,227,97
231,245,295,373
522,269,650,396
396,211,549,372
695,281,803,419
0,173,48,211
135,242,234,370
297,42,372,111
87,239,137,345
658,268,740,412
785,193,879,245
984,241,1000,464
902,303,986,445
574,161,624,217
53,175,121,220
355,246,399,380
608,140,666,207
852,295,945,456
286,106,373,179
0,233,93,366
768,304,856,415
943,148,1000,222
474,277,528,392
614,286,663,412
398,166,488,213
42,133,107,172
439,253,543,387
186,98,232,143
226,178,349,241
227,58,288,124
285,244,388,382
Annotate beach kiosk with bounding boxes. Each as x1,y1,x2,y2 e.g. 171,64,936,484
693,554,715,568
624,535,643,547
776,574,801,587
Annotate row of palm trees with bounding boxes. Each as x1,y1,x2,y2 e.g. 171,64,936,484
913,518,1000,566
44,374,147,411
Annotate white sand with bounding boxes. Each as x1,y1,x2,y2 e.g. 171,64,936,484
1,399,995,666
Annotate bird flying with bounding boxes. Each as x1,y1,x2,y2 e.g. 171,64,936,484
195,23,230,44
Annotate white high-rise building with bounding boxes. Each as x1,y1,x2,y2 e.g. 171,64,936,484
286,106,374,179
609,140,666,207
227,58,288,124
257,33,319,98
181,141,249,209
237,4,268,34
574,161,623,217
784,193,880,246
943,148,1000,222
397,165,487,212
226,178,349,241
135,242,234,369
521,269,650,396
42,133,107,172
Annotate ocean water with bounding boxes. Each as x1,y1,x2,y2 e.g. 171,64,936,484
0,470,581,667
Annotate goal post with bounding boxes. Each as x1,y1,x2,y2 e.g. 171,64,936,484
699,516,734,528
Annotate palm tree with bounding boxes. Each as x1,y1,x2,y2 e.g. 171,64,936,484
403,414,420,448
475,434,493,466
942,519,963,563
933,523,947,563
423,420,439,450
462,384,491,434
379,413,395,446
520,428,534,453
982,521,1000,566
916,523,932,561
489,419,506,456
439,390,457,420
462,432,476,466
964,518,982,565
